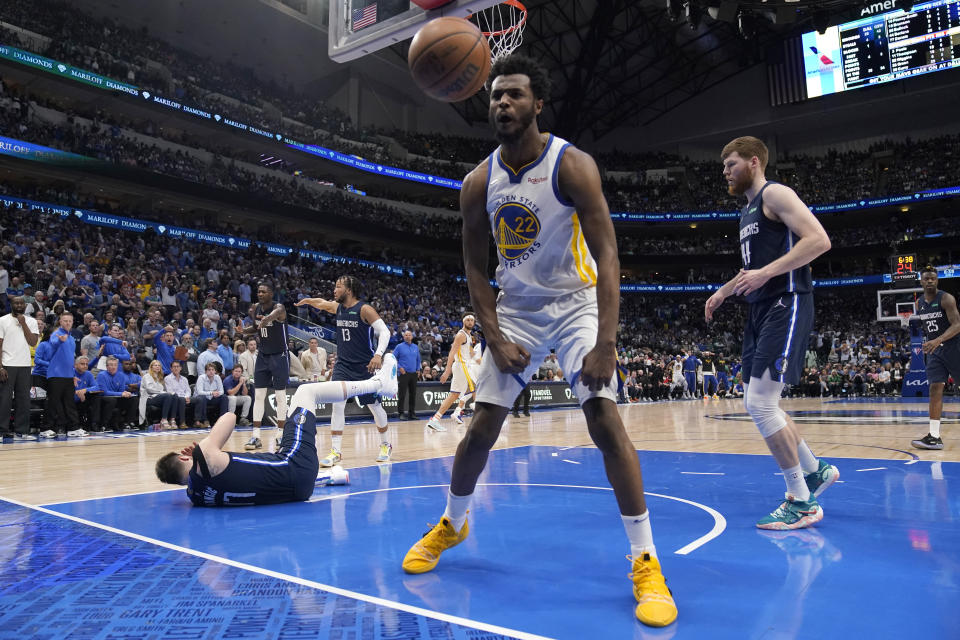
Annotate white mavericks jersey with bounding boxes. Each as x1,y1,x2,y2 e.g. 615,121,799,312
486,134,598,297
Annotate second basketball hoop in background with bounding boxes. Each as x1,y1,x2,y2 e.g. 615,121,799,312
408,17,491,102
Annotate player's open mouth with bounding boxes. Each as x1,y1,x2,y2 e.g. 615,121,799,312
497,114,512,123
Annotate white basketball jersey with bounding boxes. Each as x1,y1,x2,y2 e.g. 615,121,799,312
486,134,598,297
456,329,473,364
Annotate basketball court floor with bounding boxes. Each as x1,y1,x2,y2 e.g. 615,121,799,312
2,396,958,639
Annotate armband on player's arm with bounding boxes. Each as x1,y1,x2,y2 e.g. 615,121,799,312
371,319,390,357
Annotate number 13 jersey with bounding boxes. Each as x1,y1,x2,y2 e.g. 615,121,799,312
485,134,597,298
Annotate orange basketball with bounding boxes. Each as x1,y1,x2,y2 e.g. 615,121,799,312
408,17,491,102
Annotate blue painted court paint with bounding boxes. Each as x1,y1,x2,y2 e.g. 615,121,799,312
38,447,960,639
0,500,512,640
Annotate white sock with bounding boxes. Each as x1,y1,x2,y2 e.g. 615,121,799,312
443,490,471,531
783,464,811,501
930,419,941,438
251,427,261,439
275,390,287,424
622,512,657,559
797,440,819,474
452,406,461,417
331,434,343,452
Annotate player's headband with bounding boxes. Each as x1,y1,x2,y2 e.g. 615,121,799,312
463,314,476,322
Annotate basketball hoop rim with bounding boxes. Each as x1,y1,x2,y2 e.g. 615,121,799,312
473,0,527,37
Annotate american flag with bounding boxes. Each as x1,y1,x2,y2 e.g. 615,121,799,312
352,3,378,30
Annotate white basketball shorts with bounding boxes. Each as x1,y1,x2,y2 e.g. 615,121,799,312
473,287,619,408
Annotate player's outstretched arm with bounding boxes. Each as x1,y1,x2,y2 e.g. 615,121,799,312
295,297,339,314
557,146,616,390
461,162,530,374
733,184,831,297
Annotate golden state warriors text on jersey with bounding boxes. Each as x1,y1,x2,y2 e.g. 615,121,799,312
486,134,598,297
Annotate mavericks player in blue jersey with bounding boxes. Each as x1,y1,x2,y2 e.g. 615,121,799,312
295,275,393,465
400,54,676,628
706,136,839,530
243,283,289,450
154,356,398,505
911,265,960,450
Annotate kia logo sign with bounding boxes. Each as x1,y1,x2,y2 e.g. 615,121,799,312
905,379,928,386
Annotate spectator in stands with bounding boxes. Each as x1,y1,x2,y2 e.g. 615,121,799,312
164,360,190,429
2,297,41,440
140,359,181,429
223,364,252,424
43,310,80,439
299,337,327,381
73,355,96,435
217,333,235,371
192,362,227,428
31,325,53,393
92,356,137,432
196,338,224,376
238,338,257,385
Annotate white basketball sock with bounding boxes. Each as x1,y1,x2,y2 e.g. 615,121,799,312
331,434,343,453
443,490,471,531
783,464,811,501
930,419,941,438
622,512,657,559
797,440,819,474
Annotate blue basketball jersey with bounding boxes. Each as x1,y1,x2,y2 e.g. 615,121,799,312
335,301,373,368
254,302,288,355
917,291,957,345
738,182,813,303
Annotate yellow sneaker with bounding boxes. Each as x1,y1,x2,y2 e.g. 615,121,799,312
402,517,469,574
630,553,677,627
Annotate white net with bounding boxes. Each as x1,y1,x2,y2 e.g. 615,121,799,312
469,0,528,61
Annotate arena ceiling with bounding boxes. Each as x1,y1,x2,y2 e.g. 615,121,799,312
403,0,868,143
72,0,867,145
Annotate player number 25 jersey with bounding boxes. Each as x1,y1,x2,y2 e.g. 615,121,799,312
485,134,598,297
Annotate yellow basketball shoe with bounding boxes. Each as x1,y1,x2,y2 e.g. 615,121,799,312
402,517,469,574
630,553,678,627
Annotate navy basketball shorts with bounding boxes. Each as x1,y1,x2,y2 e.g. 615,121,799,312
742,292,814,386
254,352,289,390
925,339,960,384
332,361,378,406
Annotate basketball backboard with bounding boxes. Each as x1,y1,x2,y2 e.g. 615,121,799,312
876,287,922,323
329,0,501,62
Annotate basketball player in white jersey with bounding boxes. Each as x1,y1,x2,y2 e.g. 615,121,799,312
426,314,477,432
451,334,484,424
670,355,686,399
401,54,676,628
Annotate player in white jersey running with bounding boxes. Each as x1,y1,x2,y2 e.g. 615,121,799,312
400,54,677,628
426,314,477,432
670,355,687,399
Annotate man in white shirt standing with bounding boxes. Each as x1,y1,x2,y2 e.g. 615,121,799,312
192,363,227,428
299,337,327,380
0,296,40,439
238,338,257,385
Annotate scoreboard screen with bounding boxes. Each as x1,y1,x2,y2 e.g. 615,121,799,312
890,253,919,282
803,0,960,98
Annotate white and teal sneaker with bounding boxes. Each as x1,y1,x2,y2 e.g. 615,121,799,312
756,494,823,530
805,459,840,498
426,417,446,432
377,353,399,399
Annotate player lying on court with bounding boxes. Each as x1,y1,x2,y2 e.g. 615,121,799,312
155,353,398,506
